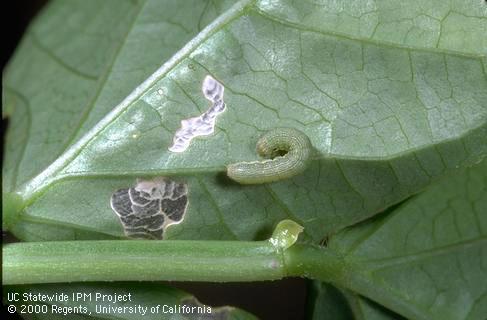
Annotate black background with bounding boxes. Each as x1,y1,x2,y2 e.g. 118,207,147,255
1,1,307,319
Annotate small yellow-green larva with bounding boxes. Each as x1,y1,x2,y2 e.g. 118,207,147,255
227,128,312,184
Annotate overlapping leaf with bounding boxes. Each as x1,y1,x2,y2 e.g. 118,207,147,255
327,160,487,320
306,282,404,320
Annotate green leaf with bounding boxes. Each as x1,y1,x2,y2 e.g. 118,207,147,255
343,291,406,320
305,281,405,320
328,159,487,320
305,281,354,320
4,282,257,319
3,0,486,243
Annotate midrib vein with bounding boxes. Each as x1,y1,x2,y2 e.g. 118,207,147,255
20,122,485,185
357,236,487,270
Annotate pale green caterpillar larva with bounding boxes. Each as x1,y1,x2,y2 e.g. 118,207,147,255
227,128,312,184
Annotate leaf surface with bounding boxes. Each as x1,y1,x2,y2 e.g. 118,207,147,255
3,0,486,243
344,291,406,320
305,281,405,320
305,281,354,320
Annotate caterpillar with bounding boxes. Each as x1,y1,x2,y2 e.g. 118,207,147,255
227,128,312,184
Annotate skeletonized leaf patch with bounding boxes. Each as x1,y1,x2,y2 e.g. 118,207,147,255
110,177,188,239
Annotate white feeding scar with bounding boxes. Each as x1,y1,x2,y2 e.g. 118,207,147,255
169,75,226,152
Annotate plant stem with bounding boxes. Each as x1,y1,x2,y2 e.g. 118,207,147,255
1,228,427,320
2,221,345,285
3,240,284,284
284,244,346,283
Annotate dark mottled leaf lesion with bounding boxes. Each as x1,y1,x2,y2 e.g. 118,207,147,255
110,177,188,239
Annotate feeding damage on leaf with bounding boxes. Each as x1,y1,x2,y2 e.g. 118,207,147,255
169,75,226,152
110,177,188,239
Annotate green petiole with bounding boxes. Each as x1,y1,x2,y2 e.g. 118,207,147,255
2,220,344,285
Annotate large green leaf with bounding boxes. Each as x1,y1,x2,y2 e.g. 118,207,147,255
327,159,487,320
4,282,257,319
3,0,486,243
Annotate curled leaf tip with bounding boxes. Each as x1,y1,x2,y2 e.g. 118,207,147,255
269,219,304,250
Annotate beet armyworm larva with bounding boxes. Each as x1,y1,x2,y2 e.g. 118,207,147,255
227,128,312,184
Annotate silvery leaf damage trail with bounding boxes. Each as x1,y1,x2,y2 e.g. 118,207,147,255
169,75,226,153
